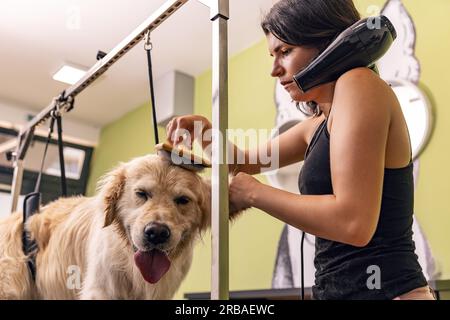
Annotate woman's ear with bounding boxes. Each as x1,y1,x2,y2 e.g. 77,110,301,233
97,163,126,228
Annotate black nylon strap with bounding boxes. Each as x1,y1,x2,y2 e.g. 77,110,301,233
24,114,57,283
55,114,67,197
34,117,56,193
145,45,160,145
23,108,69,284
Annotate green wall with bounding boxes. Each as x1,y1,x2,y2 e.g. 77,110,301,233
87,0,450,298
86,105,165,195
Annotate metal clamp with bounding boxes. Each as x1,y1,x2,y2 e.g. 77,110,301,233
144,30,153,51
54,91,75,114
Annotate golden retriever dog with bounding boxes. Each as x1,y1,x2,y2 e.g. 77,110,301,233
0,154,215,299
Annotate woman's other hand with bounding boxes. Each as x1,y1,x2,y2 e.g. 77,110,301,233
229,172,262,212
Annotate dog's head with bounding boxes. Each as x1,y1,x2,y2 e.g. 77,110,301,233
97,154,211,284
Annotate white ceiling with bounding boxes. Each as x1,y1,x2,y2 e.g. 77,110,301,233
0,0,276,128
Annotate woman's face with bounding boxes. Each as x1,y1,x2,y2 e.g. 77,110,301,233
266,32,320,102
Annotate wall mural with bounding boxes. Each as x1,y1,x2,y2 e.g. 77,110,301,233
269,0,439,290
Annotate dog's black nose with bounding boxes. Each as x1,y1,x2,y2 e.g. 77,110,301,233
144,223,171,245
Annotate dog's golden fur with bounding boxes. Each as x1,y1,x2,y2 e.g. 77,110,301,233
0,155,214,299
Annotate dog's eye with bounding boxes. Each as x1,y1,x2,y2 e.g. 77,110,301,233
136,191,149,200
174,196,190,205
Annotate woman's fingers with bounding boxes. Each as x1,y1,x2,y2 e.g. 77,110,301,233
165,115,211,148
166,121,173,143
173,117,191,146
166,117,189,144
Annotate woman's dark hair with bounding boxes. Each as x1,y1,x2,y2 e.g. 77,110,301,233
261,0,361,116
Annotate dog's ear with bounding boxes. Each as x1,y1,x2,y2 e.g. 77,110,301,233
97,163,126,228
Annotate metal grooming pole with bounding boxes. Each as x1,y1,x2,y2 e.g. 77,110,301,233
207,0,229,300
7,0,229,300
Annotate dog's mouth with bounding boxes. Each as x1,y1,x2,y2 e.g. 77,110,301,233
127,225,183,284
133,248,171,284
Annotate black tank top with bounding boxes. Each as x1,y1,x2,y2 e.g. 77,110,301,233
298,118,427,300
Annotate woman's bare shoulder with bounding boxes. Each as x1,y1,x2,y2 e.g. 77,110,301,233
333,67,397,115
336,67,393,96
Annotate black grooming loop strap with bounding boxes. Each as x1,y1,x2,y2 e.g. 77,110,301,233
22,94,72,282
54,91,74,196
144,30,160,145
52,110,67,197
22,114,56,282
34,116,56,193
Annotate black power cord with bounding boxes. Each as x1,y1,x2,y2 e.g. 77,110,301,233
300,231,305,300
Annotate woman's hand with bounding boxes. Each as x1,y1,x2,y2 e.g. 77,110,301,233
229,172,262,212
166,115,212,150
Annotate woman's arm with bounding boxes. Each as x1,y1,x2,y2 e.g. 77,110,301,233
166,114,319,175
230,116,321,175
230,68,396,246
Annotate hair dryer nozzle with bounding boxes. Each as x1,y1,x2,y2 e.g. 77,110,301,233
381,15,397,41
293,15,397,93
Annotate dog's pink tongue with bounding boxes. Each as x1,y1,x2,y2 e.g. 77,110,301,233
134,249,171,284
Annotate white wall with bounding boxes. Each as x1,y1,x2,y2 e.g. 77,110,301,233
0,100,100,147
0,100,99,219
0,192,24,219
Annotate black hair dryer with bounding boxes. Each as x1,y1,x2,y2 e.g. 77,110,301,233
293,15,397,93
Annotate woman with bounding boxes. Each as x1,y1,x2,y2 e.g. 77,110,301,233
166,0,433,300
